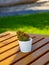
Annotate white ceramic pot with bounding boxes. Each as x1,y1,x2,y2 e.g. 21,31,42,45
18,38,32,53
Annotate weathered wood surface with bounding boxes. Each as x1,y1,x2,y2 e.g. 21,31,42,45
0,32,49,65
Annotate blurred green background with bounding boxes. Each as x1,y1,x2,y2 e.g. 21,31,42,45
0,12,49,35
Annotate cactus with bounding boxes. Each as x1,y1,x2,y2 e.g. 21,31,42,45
17,30,30,41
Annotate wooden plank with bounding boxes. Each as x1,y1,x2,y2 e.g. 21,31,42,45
0,33,48,45
0,34,45,54
31,52,49,65
47,63,49,65
0,53,17,65
0,37,48,65
29,34,49,37
0,39,48,65
30,33,45,37
0,34,44,47
0,40,19,54
0,32,10,38
0,36,18,47
13,43,49,65
0,32,49,65
0,47,19,65
46,62,49,65
32,36,44,45
44,61,49,65
0,35,44,60
0,33,35,47
0,45,19,61
10,37,49,65
0,33,16,42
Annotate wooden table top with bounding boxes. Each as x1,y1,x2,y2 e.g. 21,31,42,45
0,32,49,65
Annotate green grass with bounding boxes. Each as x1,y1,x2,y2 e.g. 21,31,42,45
0,12,49,35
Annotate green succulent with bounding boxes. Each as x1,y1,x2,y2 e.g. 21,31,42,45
17,30,30,41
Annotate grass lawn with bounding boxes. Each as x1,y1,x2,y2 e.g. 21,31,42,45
0,12,49,35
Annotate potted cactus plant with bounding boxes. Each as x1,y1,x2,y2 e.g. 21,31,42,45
17,30,32,53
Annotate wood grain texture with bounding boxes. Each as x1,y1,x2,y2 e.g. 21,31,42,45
0,32,10,38
0,32,49,65
13,43,49,65
31,52,49,65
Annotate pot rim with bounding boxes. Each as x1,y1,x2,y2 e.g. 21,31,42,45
18,38,32,42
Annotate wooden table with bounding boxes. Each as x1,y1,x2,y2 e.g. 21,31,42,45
0,32,49,65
